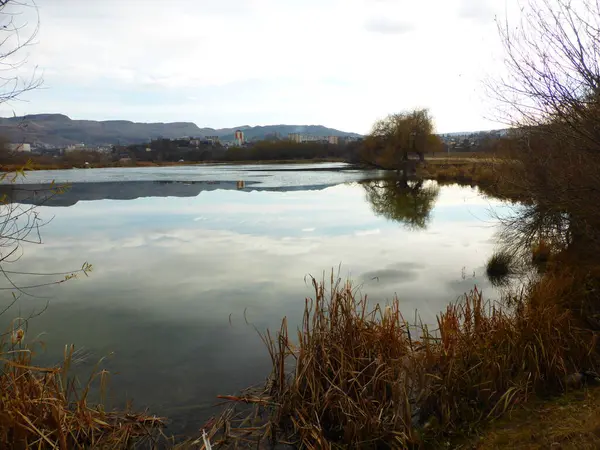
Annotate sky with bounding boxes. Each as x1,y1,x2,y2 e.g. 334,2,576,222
0,0,515,134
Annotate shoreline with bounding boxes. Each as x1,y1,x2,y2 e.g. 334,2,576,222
0,154,491,173
0,158,348,172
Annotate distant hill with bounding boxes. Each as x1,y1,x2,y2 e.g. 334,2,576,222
439,129,510,137
209,125,362,142
0,114,362,147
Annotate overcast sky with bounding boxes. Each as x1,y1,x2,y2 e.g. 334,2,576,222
0,0,514,134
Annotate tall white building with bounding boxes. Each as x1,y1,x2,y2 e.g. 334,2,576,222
234,130,245,146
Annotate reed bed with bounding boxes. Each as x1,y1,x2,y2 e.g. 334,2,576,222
209,273,597,449
0,326,166,449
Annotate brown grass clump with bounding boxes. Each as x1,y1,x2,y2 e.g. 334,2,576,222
210,273,597,449
0,325,166,449
486,251,515,286
459,387,600,450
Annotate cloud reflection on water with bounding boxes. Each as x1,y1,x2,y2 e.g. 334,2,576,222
0,180,506,435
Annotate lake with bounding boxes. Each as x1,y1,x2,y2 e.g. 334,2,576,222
0,163,507,436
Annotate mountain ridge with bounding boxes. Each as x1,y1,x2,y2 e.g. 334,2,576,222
0,114,363,147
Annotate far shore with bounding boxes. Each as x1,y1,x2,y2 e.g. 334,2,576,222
0,153,489,173
0,158,349,172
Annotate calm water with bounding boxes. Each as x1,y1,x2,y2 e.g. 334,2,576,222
0,163,507,436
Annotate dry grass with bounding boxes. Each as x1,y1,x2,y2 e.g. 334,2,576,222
459,387,600,450
209,272,597,449
0,325,166,449
418,160,531,204
418,161,498,185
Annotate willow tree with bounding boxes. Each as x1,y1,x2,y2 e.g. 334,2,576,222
360,109,439,171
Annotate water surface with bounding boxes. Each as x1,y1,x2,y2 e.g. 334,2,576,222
0,163,506,435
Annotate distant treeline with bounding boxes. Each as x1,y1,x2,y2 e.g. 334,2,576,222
123,139,364,163
0,133,509,171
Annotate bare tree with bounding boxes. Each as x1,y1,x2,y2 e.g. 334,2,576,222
0,2,90,327
491,0,600,258
0,0,41,106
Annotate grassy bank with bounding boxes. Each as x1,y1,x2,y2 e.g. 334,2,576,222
459,386,600,449
416,157,533,204
418,158,498,185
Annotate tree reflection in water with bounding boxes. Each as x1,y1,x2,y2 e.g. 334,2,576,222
361,176,440,230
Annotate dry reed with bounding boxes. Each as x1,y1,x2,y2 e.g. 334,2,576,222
209,272,597,449
0,326,166,449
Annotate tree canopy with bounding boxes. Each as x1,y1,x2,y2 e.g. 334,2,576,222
360,109,442,170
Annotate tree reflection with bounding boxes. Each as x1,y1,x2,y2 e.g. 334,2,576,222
362,177,440,229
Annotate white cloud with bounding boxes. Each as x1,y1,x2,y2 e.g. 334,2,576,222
365,17,415,34
0,0,513,133
355,229,381,236
458,0,496,22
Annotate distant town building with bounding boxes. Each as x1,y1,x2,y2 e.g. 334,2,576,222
84,146,112,153
302,135,321,143
65,143,86,153
189,139,201,147
288,133,302,143
6,143,31,152
234,130,245,146
40,148,64,157
289,134,340,144
205,136,220,144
